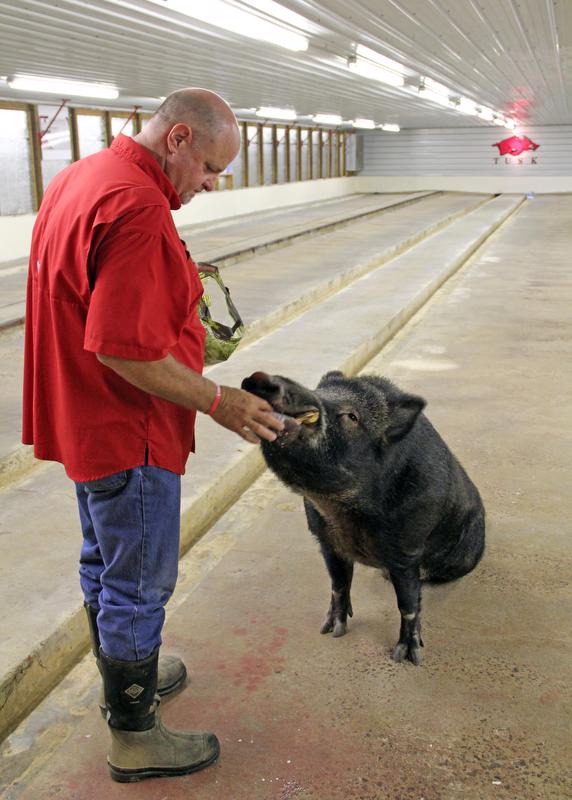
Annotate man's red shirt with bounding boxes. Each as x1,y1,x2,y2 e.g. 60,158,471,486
22,134,206,481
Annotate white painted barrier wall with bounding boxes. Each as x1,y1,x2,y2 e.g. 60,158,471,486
0,177,362,264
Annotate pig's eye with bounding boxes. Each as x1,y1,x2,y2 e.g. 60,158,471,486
339,411,359,424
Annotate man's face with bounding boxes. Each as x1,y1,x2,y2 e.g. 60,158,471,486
166,123,240,205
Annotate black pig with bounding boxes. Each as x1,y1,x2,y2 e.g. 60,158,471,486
241,370,485,665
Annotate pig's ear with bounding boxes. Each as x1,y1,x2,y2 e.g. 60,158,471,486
385,394,426,442
317,370,344,388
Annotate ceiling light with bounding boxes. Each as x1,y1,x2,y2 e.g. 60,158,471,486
355,45,406,76
352,118,376,129
504,119,516,130
458,97,478,115
418,77,453,107
419,88,452,107
493,116,506,126
256,106,297,120
8,75,119,99
151,0,308,51
348,59,404,88
380,123,400,132
239,0,316,33
423,77,451,96
312,114,343,125
478,106,494,121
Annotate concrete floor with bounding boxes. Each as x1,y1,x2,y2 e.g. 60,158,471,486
1,195,571,799
0,190,498,742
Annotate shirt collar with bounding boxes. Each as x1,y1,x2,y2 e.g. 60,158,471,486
110,134,181,210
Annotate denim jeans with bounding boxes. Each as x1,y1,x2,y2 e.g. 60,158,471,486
75,466,181,661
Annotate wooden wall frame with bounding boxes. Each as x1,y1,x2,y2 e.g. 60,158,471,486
0,98,354,212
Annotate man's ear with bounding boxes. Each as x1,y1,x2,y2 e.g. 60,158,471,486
167,123,192,153
385,394,426,442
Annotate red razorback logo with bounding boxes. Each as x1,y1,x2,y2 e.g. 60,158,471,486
492,136,539,157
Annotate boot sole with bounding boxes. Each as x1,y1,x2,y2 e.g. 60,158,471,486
109,741,220,783
156,664,188,697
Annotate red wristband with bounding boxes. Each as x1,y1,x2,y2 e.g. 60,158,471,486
206,384,222,416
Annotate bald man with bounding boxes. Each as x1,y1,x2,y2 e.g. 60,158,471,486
23,88,283,782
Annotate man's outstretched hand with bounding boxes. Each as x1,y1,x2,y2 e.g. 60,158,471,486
212,386,284,443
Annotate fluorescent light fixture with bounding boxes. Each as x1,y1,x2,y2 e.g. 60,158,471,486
504,119,516,130
256,106,297,121
9,75,119,99
355,45,406,75
478,105,494,121
380,123,400,132
348,59,404,88
458,97,478,115
418,77,453,107
419,88,452,107
153,0,308,51
352,118,376,129
423,77,451,96
493,116,506,126
312,113,342,125
240,0,316,33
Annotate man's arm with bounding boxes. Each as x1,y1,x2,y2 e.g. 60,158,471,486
97,352,283,443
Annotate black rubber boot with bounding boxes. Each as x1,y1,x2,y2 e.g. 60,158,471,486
99,649,220,783
83,603,188,716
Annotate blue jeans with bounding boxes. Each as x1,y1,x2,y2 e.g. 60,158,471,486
75,466,181,661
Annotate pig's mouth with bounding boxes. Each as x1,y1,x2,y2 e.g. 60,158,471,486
288,408,320,425
270,404,321,446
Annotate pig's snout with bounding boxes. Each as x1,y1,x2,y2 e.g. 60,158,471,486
242,372,284,403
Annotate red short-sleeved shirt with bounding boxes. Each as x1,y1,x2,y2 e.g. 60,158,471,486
22,134,206,481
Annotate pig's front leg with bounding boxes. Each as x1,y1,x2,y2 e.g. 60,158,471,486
319,546,354,638
389,566,424,665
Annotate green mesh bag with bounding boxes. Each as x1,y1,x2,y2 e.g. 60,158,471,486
198,263,244,365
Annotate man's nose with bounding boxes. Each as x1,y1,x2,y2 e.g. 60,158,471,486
202,177,216,192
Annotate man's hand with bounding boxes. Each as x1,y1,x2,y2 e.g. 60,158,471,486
212,386,284,443
96,352,283,444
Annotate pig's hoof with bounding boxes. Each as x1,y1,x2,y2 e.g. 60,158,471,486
320,617,348,637
391,641,423,665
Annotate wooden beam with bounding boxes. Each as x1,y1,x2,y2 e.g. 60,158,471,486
27,104,43,211
285,126,291,182
68,107,80,162
296,127,302,182
257,123,264,185
327,130,333,177
307,129,313,179
241,121,249,187
271,124,278,184
103,111,113,147
318,129,323,178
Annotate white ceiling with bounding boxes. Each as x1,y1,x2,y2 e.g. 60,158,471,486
0,0,570,128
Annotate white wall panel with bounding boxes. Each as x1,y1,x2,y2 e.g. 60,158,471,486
0,177,362,264
361,126,572,177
